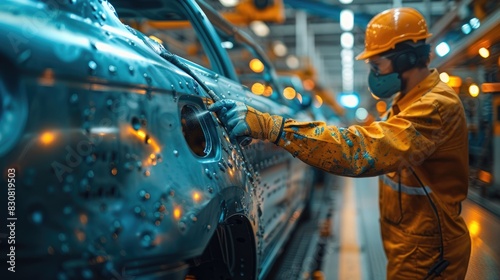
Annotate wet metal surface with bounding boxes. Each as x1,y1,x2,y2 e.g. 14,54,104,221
0,0,314,279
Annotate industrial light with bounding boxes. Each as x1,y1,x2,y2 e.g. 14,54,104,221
461,23,472,34
283,87,296,100
339,93,359,108
355,107,368,122
219,0,239,7
469,83,480,97
447,76,462,88
272,41,287,57
340,9,354,31
375,100,387,115
478,47,489,58
303,79,315,91
435,42,450,57
286,55,300,69
249,58,264,73
469,18,480,29
339,0,353,4
264,85,273,97
313,95,323,108
251,83,265,95
249,20,270,37
340,32,354,49
341,49,353,92
221,41,234,49
439,72,450,83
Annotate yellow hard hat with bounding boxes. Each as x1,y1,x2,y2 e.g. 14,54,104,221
355,7,432,60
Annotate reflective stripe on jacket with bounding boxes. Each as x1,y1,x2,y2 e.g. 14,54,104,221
275,69,470,278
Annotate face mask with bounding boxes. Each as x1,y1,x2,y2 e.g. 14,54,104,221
368,70,402,99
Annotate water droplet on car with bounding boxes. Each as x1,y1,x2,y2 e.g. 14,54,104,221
17,49,31,64
144,73,152,84
131,117,141,130
178,221,187,232
69,93,78,104
108,65,116,74
88,61,97,74
58,233,67,241
205,168,212,179
63,206,72,215
31,210,43,224
82,268,93,279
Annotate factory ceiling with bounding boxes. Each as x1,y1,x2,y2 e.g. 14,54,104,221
203,0,500,110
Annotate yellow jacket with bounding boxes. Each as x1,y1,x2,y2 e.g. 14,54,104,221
274,69,471,279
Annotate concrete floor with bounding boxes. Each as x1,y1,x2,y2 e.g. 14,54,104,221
323,175,500,280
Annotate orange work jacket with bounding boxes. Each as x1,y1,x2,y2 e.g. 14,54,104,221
274,69,471,279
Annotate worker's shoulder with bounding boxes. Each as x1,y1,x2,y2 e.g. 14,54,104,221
422,81,462,107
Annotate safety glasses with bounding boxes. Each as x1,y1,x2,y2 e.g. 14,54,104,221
366,56,393,74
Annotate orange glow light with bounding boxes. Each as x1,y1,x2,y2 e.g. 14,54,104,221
193,191,201,203
469,83,480,97
148,35,163,44
249,58,265,73
314,95,323,108
40,132,55,145
75,229,86,242
264,85,273,97
128,127,161,153
173,207,182,220
478,47,489,58
79,214,88,225
39,68,55,86
447,76,462,88
469,220,480,237
251,83,265,95
303,79,315,91
283,86,296,100
478,170,492,183
376,100,387,114
137,130,146,139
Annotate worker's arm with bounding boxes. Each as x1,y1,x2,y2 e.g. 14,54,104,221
209,99,440,177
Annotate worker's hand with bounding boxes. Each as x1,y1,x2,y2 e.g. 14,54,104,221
208,99,284,143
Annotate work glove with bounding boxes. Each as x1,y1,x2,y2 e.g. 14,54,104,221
208,99,284,144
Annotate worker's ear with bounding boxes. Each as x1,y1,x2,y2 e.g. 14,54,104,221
392,50,418,73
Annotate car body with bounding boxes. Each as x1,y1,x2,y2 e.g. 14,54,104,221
0,0,314,279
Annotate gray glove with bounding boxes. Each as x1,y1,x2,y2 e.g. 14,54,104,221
208,99,284,143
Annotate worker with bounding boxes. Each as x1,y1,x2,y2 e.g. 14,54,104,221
209,7,471,280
